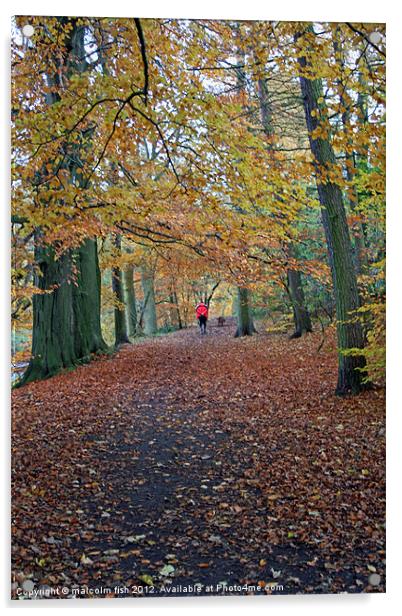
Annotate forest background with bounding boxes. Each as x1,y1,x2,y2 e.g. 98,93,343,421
10,15,386,392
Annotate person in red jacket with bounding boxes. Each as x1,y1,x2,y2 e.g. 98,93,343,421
195,301,209,334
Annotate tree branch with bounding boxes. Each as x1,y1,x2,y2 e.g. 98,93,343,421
134,18,149,105
346,23,385,57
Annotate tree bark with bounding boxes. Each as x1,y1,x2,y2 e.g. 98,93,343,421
112,235,130,346
20,21,108,385
332,30,368,274
72,238,108,357
169,289,182,329
287,269,313,338
296,27,368,394
140,264,158,335
20,243,76,384
256,66,312,335
124,264,138,337
235,287,255,337
232,49,256,339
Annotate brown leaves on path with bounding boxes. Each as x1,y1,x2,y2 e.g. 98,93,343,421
11,324,385,598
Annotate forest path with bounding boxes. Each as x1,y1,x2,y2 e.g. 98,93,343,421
11,323,385,597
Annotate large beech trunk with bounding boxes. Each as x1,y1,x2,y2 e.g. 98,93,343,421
296,28,367,395
21,238,107,385
20,22,107,385
72,238,108,356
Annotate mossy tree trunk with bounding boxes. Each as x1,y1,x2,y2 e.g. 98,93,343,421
21,238,107,385
296,27,367,395
72,238,108,357
20,22,107,385
235,287,255,337
20,243,76,385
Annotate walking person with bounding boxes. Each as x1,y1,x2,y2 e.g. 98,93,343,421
195,301,208,335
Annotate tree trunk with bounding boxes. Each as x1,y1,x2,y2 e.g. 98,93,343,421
72,238,108,357
256,66,312,334
169,289,182,329
20,22,108,385
332,30,368,274
235,287,255,337
112,235,130,346
355,69,371,249
21,238,108,385
287,269,313,338
124,264,138,337
141,264,157,335
19,244,76,385
296,28,367,394
232,51,256,339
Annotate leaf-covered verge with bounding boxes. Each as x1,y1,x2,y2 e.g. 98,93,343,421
11,322,385,599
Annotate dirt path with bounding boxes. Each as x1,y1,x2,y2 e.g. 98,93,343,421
11,323,385,598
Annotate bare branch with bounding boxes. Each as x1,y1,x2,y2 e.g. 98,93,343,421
134,18,149,105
